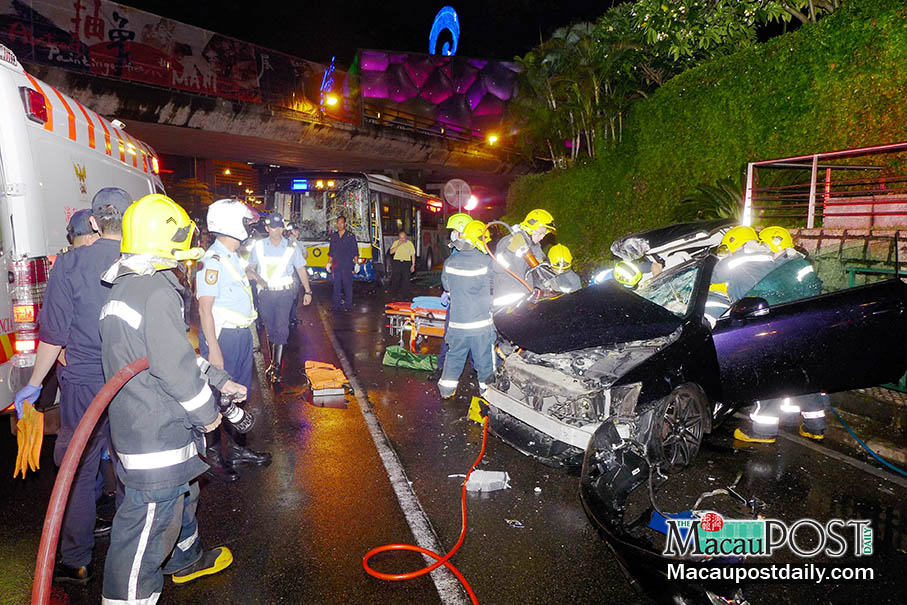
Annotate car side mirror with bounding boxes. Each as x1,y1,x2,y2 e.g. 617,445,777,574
730,297,770,320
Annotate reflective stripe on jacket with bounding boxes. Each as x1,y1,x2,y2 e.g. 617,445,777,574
100,270,228,490
441,248,493,330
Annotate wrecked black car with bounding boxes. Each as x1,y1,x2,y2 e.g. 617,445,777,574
484,225,907,602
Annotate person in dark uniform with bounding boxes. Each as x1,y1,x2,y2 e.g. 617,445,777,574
197,199,271,481
285,222,303,327
65,208,99,249
13,188,131,584
99,194,242,603
437,220,495,399
246,213,312,383
327,215,359,311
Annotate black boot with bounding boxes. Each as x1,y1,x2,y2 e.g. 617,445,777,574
270,344,285,384
225,431,272,466
204,445,238,482
265,343,277,382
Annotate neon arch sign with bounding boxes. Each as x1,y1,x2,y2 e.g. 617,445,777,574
429,6,459,56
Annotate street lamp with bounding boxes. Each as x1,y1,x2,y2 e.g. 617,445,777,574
325,94,339,107
487,134,499,145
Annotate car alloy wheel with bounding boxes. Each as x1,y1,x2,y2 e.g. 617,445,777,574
654,384,706,471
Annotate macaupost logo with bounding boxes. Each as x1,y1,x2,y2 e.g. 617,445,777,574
662,512,873,558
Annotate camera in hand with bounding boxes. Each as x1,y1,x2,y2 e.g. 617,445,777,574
219,393,255,433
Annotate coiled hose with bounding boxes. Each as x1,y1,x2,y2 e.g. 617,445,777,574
362,417,489,604
32,358,149,605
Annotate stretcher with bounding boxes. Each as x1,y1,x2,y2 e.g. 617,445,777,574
385,299,447,353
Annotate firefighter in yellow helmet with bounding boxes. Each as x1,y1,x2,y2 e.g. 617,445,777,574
706,225,777,324
613,260,643,288
758,226,793,253
548,244,582,293
492,209,555,309
100,194,244,601
432,212,475,380
438,219,495,398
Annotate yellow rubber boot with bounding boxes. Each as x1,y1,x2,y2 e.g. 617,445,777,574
798,424,825,441
172,547,233,584
733,428,776,444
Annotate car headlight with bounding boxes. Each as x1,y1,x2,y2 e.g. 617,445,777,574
607,382,642,417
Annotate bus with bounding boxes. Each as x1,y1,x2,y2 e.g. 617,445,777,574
269,172,444,283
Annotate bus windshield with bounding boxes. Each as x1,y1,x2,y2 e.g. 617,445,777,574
275,176,370,242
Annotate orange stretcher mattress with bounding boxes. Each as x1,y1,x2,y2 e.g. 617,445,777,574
384,302,447,353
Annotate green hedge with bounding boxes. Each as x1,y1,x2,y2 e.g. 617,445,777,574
507,0,907,275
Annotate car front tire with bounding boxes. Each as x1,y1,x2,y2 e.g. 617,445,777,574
651,384,707,471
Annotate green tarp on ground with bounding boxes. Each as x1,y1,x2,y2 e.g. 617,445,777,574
382,345,438,371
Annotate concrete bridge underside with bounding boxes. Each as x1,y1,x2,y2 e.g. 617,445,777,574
29,65,525,190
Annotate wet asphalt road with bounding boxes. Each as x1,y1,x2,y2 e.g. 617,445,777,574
1,280,907,604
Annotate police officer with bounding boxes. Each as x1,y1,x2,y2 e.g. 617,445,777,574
327,215,359,311
197,199,270,480
430,213,473,381
247,212,312,383
438,220,495,399
285,222,303,327
99,194,242,602
492,209,555,309
13,188,131,584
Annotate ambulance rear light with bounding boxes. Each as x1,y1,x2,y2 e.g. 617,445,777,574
19,87,48,124
14,333,37,353
10,258,49,367
13,304,37,324
151,156,160,174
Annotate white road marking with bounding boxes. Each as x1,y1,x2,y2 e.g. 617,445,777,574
317,306,466,604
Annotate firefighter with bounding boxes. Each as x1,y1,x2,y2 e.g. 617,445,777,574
492,209,555,309
99,194,245,602
197,199,270,481
734,393,828,443
430,213,473,381
13,187,131,584
246,213,312,383
437,220,495,399
548,244,582,293
704,226,776,325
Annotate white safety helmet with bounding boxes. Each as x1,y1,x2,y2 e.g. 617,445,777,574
207,199,256,241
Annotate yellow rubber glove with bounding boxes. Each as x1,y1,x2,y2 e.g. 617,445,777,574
13,419,24,478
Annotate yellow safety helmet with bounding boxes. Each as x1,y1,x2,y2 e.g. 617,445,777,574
719,226,758,254
520,209,555,235
461,220,489,253
548,244,572,273
121,194,203,266
759,226,793,253
446,212,473,233
614,260,642,288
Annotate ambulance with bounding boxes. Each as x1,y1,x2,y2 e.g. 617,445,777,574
0,44,164,414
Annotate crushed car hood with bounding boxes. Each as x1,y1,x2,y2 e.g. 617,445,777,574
494,281,683,354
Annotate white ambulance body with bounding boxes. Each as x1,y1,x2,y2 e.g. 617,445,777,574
0,44,163,412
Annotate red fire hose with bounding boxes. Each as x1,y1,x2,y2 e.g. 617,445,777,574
362,417,489,604
32,358,149,605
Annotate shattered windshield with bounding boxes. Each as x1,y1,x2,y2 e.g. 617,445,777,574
634,263,700,317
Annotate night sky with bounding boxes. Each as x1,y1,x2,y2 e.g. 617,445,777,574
123,1,622,66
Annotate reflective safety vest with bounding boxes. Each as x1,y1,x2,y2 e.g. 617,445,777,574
204,249,257,335
255,240,296,290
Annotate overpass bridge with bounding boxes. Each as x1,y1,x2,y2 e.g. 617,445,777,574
1,0,526,193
